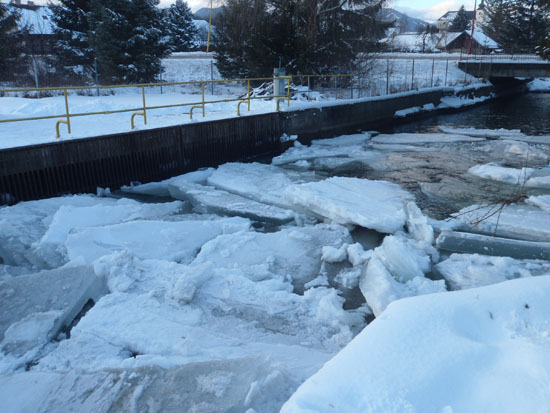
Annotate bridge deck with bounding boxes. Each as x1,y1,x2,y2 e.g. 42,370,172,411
458,60,550,79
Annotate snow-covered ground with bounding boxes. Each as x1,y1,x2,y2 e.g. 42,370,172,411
2,125,550,411
0,54,484,149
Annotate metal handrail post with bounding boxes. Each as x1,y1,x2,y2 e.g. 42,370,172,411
247,80,251,111
55,88,71,138
142,86,147,125
287,77,290,106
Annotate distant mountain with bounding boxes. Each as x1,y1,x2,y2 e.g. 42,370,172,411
379,8,429,33
194,7,223,22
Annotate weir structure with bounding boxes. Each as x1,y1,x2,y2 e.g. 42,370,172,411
0,83,524,205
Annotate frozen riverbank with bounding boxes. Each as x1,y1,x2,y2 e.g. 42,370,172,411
1,126,550,412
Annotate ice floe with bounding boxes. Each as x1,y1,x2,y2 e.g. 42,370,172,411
284,177,415,234
65,217,251,264
206,162,316,209
436,253,550,290
168,176,295,224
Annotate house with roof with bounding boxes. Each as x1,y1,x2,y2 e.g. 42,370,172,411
4,0,55,55
436,30,499,53
436,1,486,31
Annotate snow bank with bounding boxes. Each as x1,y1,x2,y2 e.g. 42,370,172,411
282,276,550,413
284,177,414,234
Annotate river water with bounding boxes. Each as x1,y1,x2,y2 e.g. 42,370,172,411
386,92,550,136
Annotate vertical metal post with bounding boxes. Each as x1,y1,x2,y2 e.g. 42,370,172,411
247,79,250,111
210,61,214,95
64,88,71,133
287,77,290,106
445,59,449,86
94,58,99,96
32,58,39,90
141,86,147,125
160,73,163,94
201,82,205,116
411,59,415,90
431,59,435,88
307,75,311,97
386,59,390,95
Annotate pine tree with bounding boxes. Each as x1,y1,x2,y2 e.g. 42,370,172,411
450,6,470,32
0,4,24,81
89,0,170,84
482,0,549,51
165,0,199,52
214,0,388,78
50,0,95,81
538,31,550,60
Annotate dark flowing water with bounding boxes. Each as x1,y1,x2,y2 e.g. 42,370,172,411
385,93,550,136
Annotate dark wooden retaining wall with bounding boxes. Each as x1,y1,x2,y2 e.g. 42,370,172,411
0,84,520,204
0,113,281,203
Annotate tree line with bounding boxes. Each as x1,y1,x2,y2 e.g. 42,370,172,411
482,0,550,54
1,0,198,85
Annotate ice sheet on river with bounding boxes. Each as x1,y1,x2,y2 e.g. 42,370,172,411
1,357,296,413
439,126,550,144
0,195,125,268
65,217,251,264
0,265,105,371
452,203,550,242
168,176,295,224
370,132,485,144
468,163,550,188
35,252,364,378
282,276,550,413
436,253,550,290
193,223,352,286
206,162,317,209
32,201,183,268
284,177,414,234
121,168,215,197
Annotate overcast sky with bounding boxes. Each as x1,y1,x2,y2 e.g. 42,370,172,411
25,0,476,21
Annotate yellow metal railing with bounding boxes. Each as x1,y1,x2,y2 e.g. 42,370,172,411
0,74,358,138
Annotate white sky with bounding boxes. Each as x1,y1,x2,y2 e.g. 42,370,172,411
23,0,475,20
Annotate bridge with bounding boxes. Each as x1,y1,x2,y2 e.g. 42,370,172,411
458,57,550,80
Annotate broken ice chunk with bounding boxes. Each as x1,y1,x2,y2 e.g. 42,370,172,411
168,178,294,224
66,218,251,264
207,162,316,210
284,177,414,234
436,253,550,290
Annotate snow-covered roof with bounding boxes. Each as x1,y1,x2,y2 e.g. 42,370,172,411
438,10,475,22
471,30,499,49
436,30,499,50
5,4,54,34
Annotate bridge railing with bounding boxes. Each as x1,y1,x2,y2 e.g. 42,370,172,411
459,49,543,62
